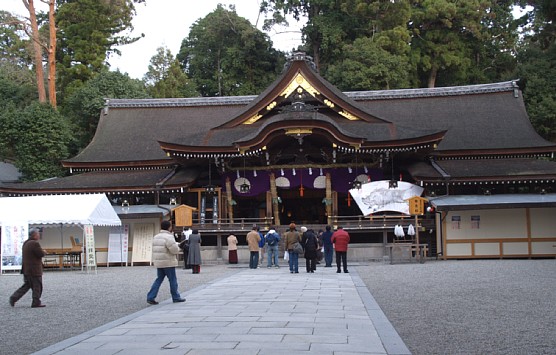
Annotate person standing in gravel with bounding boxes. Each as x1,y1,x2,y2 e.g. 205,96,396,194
9,228,46,308
146,220,185,305
331,226,350,273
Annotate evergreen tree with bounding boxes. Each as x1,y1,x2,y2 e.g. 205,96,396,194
178,4,285,97
4,102,71,181
515,1,556,142
63,70,148,150
56,0,145,102
144,46,198,98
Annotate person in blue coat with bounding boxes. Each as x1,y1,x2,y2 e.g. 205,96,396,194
265,227,281,268
321,225,334,267
257,227,266,267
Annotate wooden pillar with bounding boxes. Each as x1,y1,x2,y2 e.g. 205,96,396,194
266,191,272,223
225,177,234,223
216,233,223,260
326,173,332,226
270,173,281,226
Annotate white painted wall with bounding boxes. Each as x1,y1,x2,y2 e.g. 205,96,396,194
442,207,556,258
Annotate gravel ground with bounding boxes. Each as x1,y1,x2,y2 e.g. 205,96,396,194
357,259,556,355
1,259,554,355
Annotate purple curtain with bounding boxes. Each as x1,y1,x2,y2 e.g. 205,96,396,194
221,168,383,196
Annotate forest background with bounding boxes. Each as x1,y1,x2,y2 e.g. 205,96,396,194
0,0,555,182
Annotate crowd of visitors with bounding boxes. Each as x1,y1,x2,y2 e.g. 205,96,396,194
225,223,350,273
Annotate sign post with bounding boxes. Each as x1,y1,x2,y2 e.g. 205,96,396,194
406,196,428,262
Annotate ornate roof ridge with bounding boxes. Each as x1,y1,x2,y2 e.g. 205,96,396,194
346,81,518,100
105,81,519,108
106,96,257,108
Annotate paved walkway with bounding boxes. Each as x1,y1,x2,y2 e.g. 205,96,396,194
34,267,410,355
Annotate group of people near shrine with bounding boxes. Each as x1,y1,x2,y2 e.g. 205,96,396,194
231,223,351,274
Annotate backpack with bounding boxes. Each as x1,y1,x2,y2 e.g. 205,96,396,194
266,232,278,246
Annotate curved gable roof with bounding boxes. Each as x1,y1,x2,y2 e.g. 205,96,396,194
216,52,391,128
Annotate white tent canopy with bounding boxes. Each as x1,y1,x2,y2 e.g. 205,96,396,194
0,194,121,226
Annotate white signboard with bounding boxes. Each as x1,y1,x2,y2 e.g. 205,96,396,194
108,224,129,263
349,180,425,216
1,223,28,272
83,224,96,269
131,223,154,265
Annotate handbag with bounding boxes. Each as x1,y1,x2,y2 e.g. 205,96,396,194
316,249,323,261
292,242,304,254
179,240,189,252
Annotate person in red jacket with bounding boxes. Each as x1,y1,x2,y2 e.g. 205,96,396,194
331,226,350,273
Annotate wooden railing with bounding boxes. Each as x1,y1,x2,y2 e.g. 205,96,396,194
185,217,274,232
186,214,434,232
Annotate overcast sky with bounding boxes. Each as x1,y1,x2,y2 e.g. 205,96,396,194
3,0,304,79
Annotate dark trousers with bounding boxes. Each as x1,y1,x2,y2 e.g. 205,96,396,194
249,251,259,269
335,251,348,272
324,246,334,267
306,257,316,272
11,275,43,306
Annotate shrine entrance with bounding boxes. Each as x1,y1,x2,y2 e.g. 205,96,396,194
278,188,327,225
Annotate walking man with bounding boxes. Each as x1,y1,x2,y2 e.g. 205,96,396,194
146,220,186,305
10,228,46,308
331,226,350,273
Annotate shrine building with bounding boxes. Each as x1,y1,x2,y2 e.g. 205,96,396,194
2,52,556,262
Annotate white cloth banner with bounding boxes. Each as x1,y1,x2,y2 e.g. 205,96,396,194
108,224,129,263
349,181,425,216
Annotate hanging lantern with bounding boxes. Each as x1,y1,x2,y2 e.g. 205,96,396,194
240,182,251,193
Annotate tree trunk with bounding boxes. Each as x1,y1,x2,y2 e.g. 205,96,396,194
24,0,47,103
48,0,56,108
427,65,437,88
